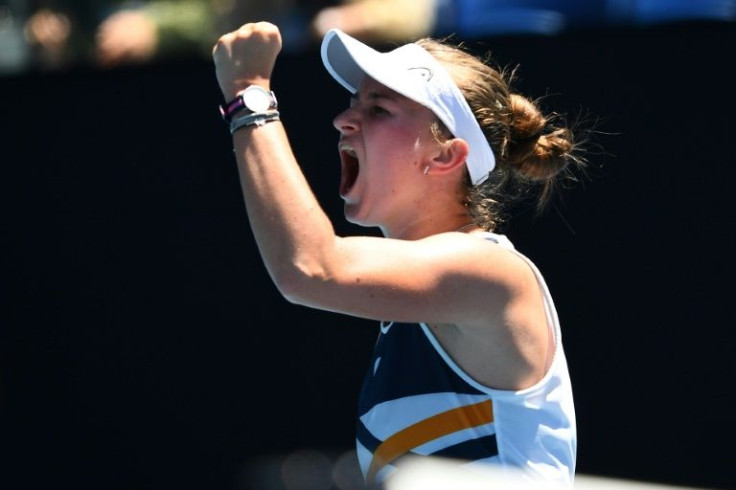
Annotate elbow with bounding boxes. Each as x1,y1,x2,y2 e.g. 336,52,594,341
273,275,309,306
269,260,329,306
268,236,343,306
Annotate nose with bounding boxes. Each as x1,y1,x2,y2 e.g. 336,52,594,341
333,106,359,134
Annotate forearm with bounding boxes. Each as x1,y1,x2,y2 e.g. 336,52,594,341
212,23,337,297
232,121,337,296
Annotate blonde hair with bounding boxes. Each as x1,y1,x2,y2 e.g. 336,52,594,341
416,38,586,231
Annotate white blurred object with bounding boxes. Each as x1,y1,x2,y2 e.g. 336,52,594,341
574,475,713,490
387,456,714,490
388,456,562,490
0,6,29,74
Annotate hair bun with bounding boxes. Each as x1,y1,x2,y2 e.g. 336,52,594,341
506,94,574,181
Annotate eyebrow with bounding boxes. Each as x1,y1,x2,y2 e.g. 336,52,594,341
351,90,399,104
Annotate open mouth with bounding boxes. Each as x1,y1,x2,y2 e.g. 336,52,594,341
339,144,360,197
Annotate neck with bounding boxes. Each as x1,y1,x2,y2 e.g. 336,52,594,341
380,217,477,240
456,222,478,233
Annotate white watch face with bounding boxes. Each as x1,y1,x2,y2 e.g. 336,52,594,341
242,86,273,113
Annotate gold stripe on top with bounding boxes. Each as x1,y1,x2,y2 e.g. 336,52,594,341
366,399,494,484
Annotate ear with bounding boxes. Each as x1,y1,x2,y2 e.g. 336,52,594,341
426,138,470,177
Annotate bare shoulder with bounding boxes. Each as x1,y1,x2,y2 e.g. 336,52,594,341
419,231,539,296
424,232,552,390
285,230,541,333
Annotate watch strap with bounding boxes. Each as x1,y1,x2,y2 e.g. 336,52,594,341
219,88,277,123
219,96,247,122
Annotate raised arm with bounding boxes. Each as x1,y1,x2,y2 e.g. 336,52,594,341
211,22,534,323
212,22,554,389
213,23,340,298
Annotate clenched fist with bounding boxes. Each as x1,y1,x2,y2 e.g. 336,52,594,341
212,22,283,100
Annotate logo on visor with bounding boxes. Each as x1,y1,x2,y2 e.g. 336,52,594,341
407,67,433,82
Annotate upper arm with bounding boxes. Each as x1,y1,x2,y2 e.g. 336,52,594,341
281,232,534,328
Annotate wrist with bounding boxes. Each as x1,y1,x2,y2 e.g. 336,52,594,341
230,110,280,134
221,77,271,101
219,85,278,123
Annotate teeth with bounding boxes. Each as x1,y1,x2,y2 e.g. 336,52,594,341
339,143,356,157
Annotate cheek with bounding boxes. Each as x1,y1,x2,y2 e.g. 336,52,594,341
372,125,425,162
363,117,436,180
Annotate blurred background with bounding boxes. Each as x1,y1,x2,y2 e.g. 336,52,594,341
3,0,736,73
1,1,735,490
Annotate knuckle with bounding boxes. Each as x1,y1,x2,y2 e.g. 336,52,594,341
215,33,230,45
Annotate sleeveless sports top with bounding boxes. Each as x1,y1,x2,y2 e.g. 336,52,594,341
355,232,576,488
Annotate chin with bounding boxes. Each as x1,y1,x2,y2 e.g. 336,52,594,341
343,202,373,228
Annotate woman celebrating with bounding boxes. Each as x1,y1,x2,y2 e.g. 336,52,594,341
213,22,584,489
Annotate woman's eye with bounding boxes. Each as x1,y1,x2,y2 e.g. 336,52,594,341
369,106,389,116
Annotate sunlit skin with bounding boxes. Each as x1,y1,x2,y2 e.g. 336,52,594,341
335,79,439,229
213,22,552,391
335,77,474,239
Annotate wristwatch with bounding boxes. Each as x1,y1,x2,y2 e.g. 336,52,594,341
219,86,278,122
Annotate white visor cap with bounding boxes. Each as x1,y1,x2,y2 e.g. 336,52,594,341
321,29,496,186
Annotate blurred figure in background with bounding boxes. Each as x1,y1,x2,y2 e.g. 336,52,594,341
94,0,440,66
310,0,439,44
17,0,441,70
20,0,304,69
13,1,736,71
94,0,220,67
94,0,303,67
21,1,127,70
22,5,71,69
